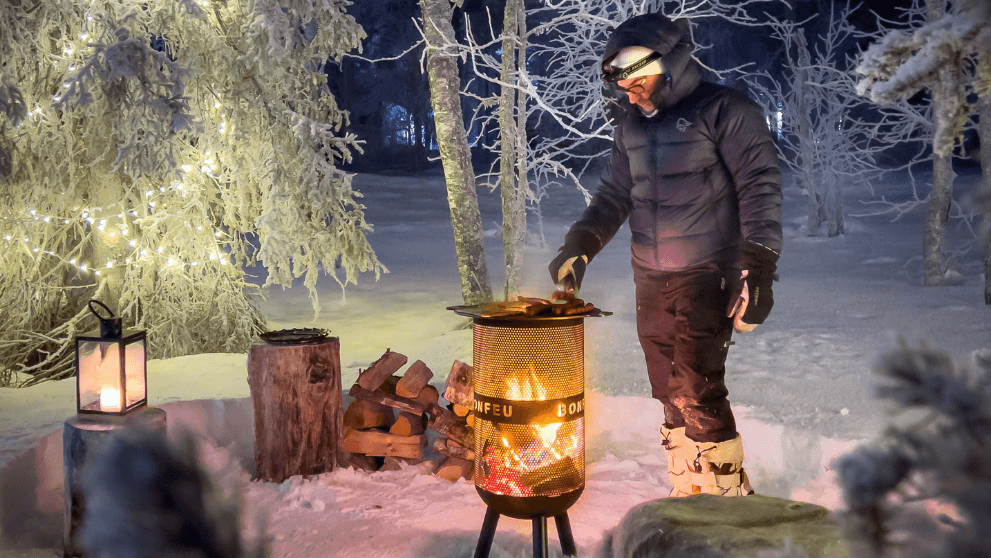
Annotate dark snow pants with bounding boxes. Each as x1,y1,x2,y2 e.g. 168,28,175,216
633,264,737,443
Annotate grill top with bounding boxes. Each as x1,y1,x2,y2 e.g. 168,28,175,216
447,305,611,323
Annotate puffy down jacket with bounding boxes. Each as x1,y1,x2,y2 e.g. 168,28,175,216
568,13,782,273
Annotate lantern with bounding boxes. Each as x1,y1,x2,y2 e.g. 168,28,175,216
74,300,147,416
450,302,608,558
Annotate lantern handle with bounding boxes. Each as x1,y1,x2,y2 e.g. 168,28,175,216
88,299,123,338
88,299,116,320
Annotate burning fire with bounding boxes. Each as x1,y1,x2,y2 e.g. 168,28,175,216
478,371,583,498
505,364,548,401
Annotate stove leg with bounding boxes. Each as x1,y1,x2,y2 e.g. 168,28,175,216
532,516,549,558
473,507,500,558
554,512,578,557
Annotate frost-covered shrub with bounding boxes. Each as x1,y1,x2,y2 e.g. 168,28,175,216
0,1,384,386
836,344,991,557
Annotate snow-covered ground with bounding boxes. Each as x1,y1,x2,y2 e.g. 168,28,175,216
1,167,989,557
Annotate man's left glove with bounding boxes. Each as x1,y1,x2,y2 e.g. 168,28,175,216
727,241,779,332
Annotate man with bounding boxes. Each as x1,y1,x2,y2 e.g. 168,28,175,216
549,13,782,497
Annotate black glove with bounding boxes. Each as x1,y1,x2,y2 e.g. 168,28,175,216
548,230,600,292
737,241,779,325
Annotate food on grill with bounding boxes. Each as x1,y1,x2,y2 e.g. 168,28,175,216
478,295,597,317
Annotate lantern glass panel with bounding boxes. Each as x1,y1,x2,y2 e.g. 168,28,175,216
77,340,124,413
124,337,146,408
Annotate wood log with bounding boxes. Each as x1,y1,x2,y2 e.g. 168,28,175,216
389,411,426,436
349,384,428,415
341,429,427,459
452,403,470,417
247,338,344,482
432,437,475,461
343,398,396,430
396,360,433,398
434,456,474,482
465,413,475,429
427,404,473,447
356,350,408,391
415,384,439,406
443,360,474,407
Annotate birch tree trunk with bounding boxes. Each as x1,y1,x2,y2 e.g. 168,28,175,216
923,0,958,286
979,93,991,304
419,0,492,305
499,0,527,299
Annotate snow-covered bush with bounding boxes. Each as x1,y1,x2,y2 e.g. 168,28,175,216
835,343,991,557
0,1,384,386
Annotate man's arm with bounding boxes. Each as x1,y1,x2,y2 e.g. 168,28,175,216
549,125,635,291
714,92,783,330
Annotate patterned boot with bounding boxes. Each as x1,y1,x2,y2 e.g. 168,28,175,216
660,425,695,497
685,434,754,496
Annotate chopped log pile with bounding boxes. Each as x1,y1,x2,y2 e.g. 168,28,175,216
343,350,476,482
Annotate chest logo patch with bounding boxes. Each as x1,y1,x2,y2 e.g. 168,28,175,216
676,118,693,132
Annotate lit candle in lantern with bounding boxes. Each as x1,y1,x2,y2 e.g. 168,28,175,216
100,385,122,412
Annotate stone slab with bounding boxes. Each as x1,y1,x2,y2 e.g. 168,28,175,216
595,494,849,558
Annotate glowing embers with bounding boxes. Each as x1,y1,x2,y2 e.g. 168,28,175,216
477,416,584,498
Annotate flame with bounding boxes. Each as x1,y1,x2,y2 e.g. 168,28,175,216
100,385,122,412
504,363,548,401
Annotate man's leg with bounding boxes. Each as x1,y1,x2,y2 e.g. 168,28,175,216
633,267,680,427
634,267,694,496
667,270,753,496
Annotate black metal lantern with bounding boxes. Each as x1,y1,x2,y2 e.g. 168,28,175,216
74,300,147,415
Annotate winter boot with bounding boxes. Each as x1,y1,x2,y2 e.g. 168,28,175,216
685,434,754,496
660,425,695,497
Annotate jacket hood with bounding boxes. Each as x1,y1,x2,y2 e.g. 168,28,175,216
601,13,701,112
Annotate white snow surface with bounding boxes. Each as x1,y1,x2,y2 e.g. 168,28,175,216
1,168,989,557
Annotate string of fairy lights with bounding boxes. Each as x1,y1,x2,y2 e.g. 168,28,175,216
4,10,254,279
4,199,235,278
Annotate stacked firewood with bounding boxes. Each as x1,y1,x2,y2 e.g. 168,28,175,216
342,350,476,481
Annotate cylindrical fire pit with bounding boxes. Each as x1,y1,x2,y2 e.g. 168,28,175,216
450,302,607,558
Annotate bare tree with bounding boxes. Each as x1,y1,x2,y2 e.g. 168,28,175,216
745,2,927,238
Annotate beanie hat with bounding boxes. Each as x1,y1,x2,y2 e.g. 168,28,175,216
602,46,664,82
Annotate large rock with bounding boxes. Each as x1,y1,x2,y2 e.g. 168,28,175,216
595,494,849,558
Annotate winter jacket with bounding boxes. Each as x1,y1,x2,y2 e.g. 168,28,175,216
567,14,782,273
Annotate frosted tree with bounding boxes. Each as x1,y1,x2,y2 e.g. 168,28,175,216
418,0,493,305
745,2,929,238
0,1,383,387
855,0,991,290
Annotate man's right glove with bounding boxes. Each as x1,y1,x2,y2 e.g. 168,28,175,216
727,241,779,332
548,230,599,293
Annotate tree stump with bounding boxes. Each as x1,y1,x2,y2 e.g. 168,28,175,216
247,337,344,482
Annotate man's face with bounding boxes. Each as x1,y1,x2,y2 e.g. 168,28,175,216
617,73,662,111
